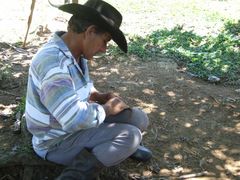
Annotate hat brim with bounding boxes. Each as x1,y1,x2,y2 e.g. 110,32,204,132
59,4,127,53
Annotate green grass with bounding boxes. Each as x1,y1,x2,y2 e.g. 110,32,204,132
15,96,26,115
107,0,240,35
0,61,12,84
106,0,240,83
109,20,240,82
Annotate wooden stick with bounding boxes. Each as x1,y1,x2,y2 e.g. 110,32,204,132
178,171,209,179
0,90,18,97
22,0,36,48
72,0,78,3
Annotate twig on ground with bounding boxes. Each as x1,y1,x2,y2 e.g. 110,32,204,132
0,90,18,97
178,171,209,179
6,43,26,53
209,96,220,104
0,174,15,180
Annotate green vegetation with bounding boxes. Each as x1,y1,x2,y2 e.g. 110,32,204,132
106,0,240,83
0,61,11,85
12,41,23,47
15,96,26,115
109,20,240,82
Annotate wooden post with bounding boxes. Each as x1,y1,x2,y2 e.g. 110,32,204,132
72,0,78,3
22,0,36,48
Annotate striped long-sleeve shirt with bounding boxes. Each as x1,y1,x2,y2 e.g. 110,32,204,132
25,31,106,158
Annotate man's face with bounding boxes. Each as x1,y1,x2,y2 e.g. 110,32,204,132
82,27,111,59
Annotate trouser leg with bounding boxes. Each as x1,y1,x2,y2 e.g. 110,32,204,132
105,107,152,162
47,107,149,179
56,148,104,180
46,123,142,167
105,107,149,132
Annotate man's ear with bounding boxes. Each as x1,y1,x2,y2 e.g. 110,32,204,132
84,25,97,38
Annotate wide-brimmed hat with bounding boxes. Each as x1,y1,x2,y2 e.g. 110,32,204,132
58,0,127,53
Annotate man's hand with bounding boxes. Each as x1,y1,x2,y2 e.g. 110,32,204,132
89,91,119,104
104,92,118,102
102,97,129,116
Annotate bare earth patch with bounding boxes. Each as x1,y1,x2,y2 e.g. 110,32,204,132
0,0,240,179
0,41,239,179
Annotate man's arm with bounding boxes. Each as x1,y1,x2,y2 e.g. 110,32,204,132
39,70,106,132
89,91,117,104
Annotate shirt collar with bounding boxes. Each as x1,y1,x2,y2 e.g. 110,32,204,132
49,31,69,52
48,32,89,70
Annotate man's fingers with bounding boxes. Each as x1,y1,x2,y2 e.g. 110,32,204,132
104,97,129,116
107,92,121,100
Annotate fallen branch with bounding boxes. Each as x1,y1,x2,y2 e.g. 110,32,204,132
0,174,15,180
209,95,220,104
7,43,26,53
0,90,18,97
178,171,209,179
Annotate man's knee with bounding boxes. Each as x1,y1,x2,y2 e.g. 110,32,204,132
131,107,149,131
126,125,142,148
92,124,142,167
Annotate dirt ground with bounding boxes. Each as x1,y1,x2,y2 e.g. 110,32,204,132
0,35,240,179
0,1,240,179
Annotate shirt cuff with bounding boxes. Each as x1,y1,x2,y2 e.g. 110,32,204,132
95,104,106,126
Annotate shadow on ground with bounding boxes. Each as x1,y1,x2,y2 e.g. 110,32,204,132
0,28,239,179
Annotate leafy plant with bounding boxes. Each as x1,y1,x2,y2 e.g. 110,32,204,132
15,96,26,115
110,20,240,82
224,20,240,37
0,61,12,85
12,41,23,48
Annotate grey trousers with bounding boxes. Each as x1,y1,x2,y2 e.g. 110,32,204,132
46,107,149,167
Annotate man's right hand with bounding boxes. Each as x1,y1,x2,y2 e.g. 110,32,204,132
102,97,129,116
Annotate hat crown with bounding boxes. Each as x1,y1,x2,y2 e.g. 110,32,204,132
58,0,127,53
84,0,122,28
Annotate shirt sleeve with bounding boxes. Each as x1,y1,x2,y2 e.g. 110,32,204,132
39,66,106,133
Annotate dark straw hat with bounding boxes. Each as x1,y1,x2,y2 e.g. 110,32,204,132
58,0,127,53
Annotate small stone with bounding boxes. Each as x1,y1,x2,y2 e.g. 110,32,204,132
208,75,220,83
15,96,21,101
11,119,21,134
235,89,240,93
186,72,198,78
